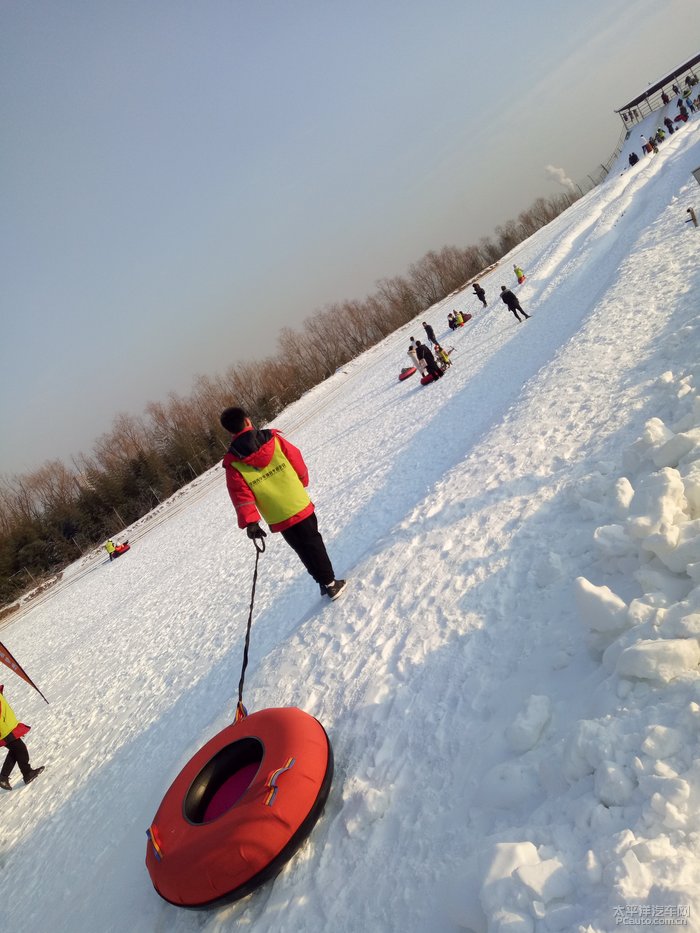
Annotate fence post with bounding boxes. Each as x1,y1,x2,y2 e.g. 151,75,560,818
113,506,127,529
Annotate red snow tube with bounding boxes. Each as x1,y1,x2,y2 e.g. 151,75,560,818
146,707,333,908
114,543,130,556
462,313,472,322
399,367,416,381
421,373,437,385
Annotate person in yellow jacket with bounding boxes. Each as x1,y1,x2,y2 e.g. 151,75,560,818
0,685,44,790
434,343,452,369
221,407,347,601
105,539,116,560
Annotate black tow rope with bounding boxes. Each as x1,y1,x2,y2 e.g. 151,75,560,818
234,536,266,723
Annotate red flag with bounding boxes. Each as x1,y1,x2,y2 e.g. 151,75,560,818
0,642,49,704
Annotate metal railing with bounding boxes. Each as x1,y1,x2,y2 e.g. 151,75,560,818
617,74,699,129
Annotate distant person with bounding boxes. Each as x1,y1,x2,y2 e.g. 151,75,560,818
661,90,670,105
472,282,487,307
641,133,657,154
220,407,346,600
454,310,464,326
628,151,639,166
678,102,689,121
513,264,526,284
407,343,421,371
447,312,457,331
415,340,443,380
673,83,682,97
105,539,130,560
500,285,530,323
663,117,675,134
422,321,438,345
0,685,45,791
686,97,696,113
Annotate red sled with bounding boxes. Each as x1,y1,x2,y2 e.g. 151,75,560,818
113,543,130,557
462,313,472,322
517,276,526,284
421,373,437,385
145,707,333,908
399,367,416,381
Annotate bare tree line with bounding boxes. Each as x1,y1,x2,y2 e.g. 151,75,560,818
0,189,578,605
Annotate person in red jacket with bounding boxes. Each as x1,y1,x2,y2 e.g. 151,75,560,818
221,407,346,600
0,684,44,790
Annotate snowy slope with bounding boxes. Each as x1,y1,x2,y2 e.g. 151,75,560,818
3,116,700,933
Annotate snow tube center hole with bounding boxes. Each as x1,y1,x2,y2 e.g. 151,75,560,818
185,737,264,824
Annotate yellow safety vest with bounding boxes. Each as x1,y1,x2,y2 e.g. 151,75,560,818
229,438,310,526
105,540,115,554
0,691,19,741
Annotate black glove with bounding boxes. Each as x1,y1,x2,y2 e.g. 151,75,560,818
246,522,267,540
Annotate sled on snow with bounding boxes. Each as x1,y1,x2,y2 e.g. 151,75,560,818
146,707,333,908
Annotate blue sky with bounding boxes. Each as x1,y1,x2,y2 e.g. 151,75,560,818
3,0,699,475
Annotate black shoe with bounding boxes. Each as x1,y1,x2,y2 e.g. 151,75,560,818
325,579,347,601
523,313,531,319
0,777,11,790
319,583,327,596
23,766,45,786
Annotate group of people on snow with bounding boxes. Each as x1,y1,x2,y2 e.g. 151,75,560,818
421,322,452,371
408,267,531,380
4,258,536,796
448,310,468,330
408,336,446,380
629,96,697,166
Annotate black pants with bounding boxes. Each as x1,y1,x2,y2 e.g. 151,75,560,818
281,513,335,585
425,358,443,379
1,734,31,781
